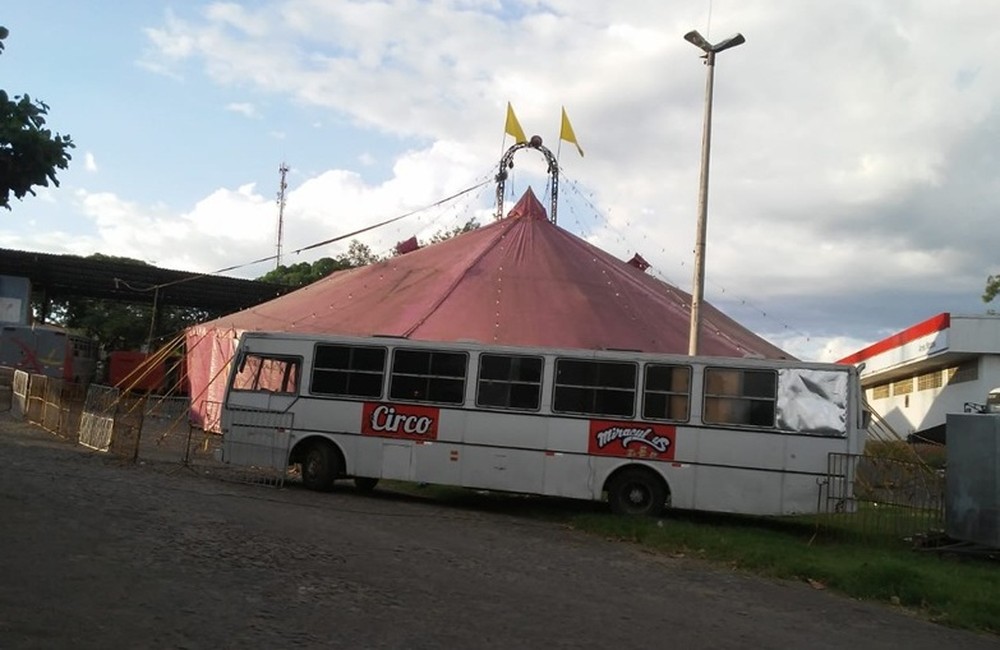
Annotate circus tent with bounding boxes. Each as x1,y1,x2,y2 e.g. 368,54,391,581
185,188,790,427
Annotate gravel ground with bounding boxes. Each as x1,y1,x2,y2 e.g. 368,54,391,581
0,413,996,650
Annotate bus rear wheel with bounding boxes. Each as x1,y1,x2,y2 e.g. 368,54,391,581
301,442,341,491
607,468,666,517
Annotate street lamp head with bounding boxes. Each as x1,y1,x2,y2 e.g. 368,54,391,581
683,30,712,52
684,29,746,54
712,33,745,53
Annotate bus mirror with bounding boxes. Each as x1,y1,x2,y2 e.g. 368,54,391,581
861,410,872,430
237,352,247,373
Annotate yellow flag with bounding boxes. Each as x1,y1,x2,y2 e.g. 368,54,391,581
505,102,527,144
560,106,584,157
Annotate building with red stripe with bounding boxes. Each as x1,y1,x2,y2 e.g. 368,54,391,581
838,313,1000,442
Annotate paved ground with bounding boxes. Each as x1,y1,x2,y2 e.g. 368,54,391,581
0,413,996,650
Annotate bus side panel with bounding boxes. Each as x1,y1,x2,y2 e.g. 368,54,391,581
680,427,845,515
541,417,595,499
782,433,853,474
347,406,467,483
692,465,784,515
779,472,826,515
683,427,849,474
413,441,462,486
456,410,546,493
689,465,822,515
379,441,414,480
462,410,546,449
344,433,378,477
461,446,545,493
687,427,787,471
542,453,594,499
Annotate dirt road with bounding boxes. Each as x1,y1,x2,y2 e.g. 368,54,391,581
0,414,995,649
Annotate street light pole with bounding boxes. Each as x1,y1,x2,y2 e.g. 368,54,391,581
684,29,745,356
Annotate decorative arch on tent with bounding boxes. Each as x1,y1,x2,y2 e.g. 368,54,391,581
495,137,559,223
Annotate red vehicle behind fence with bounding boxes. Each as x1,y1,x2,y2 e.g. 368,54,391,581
108,350,187,394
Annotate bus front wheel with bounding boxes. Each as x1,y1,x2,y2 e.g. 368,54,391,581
607,468,666,517
301,442,341,491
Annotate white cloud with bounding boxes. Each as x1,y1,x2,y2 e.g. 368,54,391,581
225,102,260,118
84,152,98,173
767,334,876,364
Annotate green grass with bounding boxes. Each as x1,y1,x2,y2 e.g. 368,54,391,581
381,482,1000,634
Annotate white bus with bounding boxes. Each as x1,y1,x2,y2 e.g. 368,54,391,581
220,332,866,517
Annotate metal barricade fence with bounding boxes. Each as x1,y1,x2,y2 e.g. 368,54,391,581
78,389,221,468
0,366,13,412
41,377,62,433
12,378,295,488
201,399,223,434
12,369,28,418
220,407,294,487
110,393,146,462
820,452,945,543
139,395,198,464
25,374,46,423
79,384,120,452
37,377,88,437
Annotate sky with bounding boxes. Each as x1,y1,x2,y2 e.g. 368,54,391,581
2,0,999,362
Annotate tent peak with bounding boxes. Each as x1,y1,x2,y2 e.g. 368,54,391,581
505,187,549,221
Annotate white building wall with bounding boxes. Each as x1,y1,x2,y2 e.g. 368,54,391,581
865,355,1000,437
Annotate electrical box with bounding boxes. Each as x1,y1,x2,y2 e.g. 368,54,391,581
0,275,31,324
946,413,1000,548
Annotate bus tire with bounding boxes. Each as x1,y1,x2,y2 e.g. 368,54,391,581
301,442,341,492
354,477,379,493
607,467,667,517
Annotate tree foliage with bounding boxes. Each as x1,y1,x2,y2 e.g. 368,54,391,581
54,299,212,352
984,275,1000,305
258,240,384,287
33,254,218,351
429,218,480,244
0,27,75,210
258,257,350,287
259,221,482,288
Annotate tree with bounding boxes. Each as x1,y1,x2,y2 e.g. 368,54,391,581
258,222,480,289
0,26,74,210
258,240,383,288
258,257,350,287
33,254,218,351
429,218,480,244
984,275,1000,307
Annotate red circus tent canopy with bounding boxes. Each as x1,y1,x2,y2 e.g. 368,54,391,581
186,188,790,427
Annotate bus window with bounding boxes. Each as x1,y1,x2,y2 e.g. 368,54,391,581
311,343,386,398
553,358,636,418
477,353,543,411
642,364,691,421
703,367,776,427
232,354,300,394
389,348,467,404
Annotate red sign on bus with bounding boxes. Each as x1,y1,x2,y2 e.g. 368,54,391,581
588,420,676,460
362,402,440,441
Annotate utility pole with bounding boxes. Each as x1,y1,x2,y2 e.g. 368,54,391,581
276,162,289,269
684,30,745,355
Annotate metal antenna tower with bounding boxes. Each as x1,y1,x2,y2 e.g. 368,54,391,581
276,162,289,269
